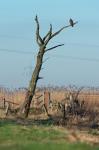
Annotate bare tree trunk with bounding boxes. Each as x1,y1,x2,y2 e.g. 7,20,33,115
19,47,45,118
18,15,77,118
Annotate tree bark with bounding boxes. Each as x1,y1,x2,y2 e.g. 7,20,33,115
19,47,45,118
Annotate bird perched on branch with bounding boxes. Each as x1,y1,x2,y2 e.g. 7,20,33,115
69,18,74,27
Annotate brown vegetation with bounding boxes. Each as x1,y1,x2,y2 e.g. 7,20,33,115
0,86,99,128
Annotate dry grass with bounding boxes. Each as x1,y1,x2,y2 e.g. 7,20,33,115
0,87,99,125
0,88,99,106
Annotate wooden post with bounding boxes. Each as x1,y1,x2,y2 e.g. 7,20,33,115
3,98,5,109
43,91,51,116
5,102,10,116
44,91,50,110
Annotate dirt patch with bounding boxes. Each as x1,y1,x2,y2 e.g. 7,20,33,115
66,130,99,145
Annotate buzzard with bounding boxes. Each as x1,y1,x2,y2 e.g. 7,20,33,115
69,18,74,27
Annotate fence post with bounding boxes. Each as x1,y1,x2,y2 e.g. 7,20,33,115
5,102,10,116
44,91,50,109
43,91,51,116
3,98,5,109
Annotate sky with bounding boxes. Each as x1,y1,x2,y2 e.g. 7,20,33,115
0,0,99,88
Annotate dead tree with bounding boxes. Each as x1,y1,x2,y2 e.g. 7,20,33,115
18,16,78,118
66,86,84,115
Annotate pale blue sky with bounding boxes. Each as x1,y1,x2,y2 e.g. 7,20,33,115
0,0,99,88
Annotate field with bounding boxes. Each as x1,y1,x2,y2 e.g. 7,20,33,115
0,87,99,150
0,87,99,108
0,119,99,150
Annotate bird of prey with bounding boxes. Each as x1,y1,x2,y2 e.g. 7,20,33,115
69,18,74,27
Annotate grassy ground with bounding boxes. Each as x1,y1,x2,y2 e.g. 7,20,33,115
0,120,99,150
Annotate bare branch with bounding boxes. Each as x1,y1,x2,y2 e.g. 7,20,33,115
45,44,64,52
35,94,43,99
35,15,43,46
43,24,52,42
51,21,78,38
74,86,84,101
44,24,53,46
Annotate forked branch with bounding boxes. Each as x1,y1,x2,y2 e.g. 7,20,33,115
35,15,43,46
35,15,78,49
43,24,52,42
